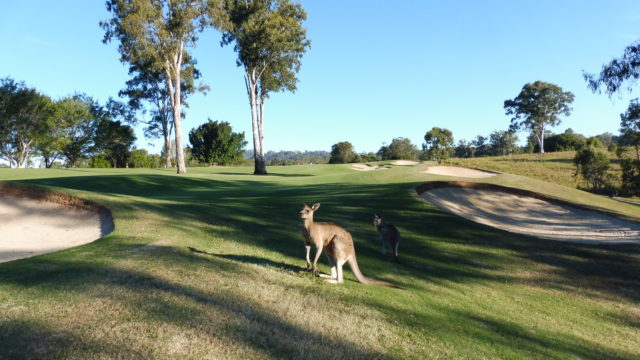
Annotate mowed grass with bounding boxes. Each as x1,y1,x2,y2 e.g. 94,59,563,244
0,163,639,359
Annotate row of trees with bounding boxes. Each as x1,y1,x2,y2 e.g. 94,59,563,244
0,78,137,168
101,0,310,175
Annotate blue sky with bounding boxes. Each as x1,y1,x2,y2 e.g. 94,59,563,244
1,1,640,154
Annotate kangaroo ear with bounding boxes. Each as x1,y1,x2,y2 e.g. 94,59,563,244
311,203,320,211
302,203,308,208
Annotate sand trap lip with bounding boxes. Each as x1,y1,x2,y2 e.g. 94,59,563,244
417,182,640,244
421,165,498,178
0,184,114,263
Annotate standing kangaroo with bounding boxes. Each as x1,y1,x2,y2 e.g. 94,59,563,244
373,214,401,263
299,203,401,288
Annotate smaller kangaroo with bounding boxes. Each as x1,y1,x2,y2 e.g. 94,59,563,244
373,214,401,263
300,203,401,288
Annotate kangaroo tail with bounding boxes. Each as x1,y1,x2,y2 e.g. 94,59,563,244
347,255,404,290
393,242,400,264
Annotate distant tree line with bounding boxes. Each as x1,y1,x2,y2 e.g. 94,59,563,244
245,149,330,166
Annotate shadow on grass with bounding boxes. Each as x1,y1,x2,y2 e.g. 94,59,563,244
187,246,306,273
0,253,390,360
7,173,640,302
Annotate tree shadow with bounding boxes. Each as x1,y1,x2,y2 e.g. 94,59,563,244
187,246,306,273
6,173,640,302
0,255,390,359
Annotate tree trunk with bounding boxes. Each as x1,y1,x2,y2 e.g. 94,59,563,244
537,128,545,154
246,71,267,175
163,121,172,168
165,44,187,175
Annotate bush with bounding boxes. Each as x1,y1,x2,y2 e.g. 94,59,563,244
329,141,358,164
620,159,640,196
89,154,112,168
573,147,610,190
379,137,420,161
189,120,247,166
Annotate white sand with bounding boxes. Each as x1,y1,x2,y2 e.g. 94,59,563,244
391,160,419,166
421,166,497,178
0,195,112,263
421,187,640,244
351,164,380,171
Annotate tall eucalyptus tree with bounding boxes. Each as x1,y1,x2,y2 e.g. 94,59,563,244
102,0,206,174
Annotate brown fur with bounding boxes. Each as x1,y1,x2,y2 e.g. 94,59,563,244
300,203,402,289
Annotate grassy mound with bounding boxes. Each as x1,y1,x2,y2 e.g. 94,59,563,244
0,164,638,359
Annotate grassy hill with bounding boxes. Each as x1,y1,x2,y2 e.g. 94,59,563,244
448,151,628,192
0,163,639,359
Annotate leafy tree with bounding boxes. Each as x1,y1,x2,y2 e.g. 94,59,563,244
189,119,247,165
379,137,420,161
102,0,206,174
488,130,519,156
128,149,152,168
504,81,574,154
454,140,474,158
619,99,640,162
329,141,358,164
423,127,454,163
89,154,112,168
50,95,99,168
620,159,640,196
472,135,491,156
93,118,137,168
584,41,640,95
539,129,586,153
119,56,205,168
209,0,311,174
0,77,52,168
574,146,610,190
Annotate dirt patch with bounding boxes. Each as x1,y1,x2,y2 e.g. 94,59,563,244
0,183,114,263
421,165,498,178
417,182,640,244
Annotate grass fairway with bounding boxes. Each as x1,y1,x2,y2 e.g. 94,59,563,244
1,163,639,359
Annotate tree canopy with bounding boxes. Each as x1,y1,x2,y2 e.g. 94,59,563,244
329,141,358,164
102,0,206,174
504,81,574,154
584,41,640,96
189,119,247,165
0,77,52,168
379,137,420,161
423,127,454,163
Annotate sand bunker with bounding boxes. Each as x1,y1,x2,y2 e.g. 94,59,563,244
421,166,498,178
420,185,640,244
0,194,113,263
391,160,419,166
351,163,387,171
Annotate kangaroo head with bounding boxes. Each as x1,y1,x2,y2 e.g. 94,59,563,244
300,203,320,220
373,214,383,226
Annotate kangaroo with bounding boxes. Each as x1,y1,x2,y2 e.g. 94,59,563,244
300,203,402,288
373,214,401,263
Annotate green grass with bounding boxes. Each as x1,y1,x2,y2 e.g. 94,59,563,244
0,163,639,359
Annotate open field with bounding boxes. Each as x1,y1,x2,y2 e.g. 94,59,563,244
1,163,639,359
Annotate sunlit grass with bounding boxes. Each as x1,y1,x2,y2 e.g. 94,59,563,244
0,163,638,359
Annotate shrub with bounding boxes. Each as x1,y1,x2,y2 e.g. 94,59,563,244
573,147,610,190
